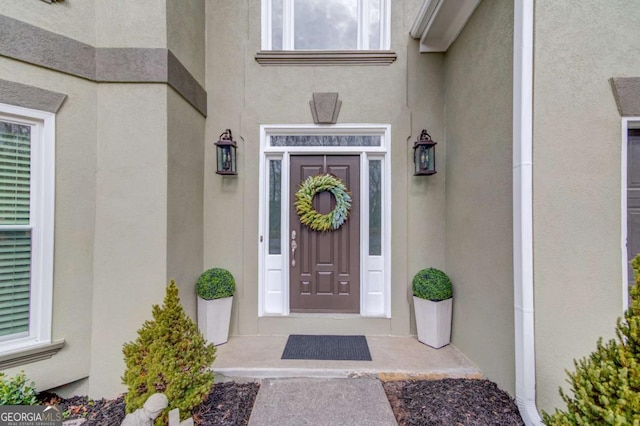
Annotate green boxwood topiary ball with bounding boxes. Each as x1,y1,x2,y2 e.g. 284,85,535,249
412,268,452,301
196,268,235,300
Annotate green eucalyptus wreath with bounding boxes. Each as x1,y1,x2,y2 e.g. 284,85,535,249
295,174,352,232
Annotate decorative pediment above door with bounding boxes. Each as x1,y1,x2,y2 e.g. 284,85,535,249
310,93,341,124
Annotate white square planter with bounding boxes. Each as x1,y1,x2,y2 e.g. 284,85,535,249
413,296,452,349
197,296,233,346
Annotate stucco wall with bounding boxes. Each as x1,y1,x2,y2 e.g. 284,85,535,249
444,0,515,394
95,0,166,48
204,0,445,336
167,89,205,318
0,2,205,398
165,0,206,318
89,84,205,401
167,0,205,85
88,86,204,399
407,15,446,336
0,58,97,391
533,0,640,412
0,0,96,46
90,84,169,397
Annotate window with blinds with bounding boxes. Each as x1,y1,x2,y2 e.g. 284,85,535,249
0,122,32,341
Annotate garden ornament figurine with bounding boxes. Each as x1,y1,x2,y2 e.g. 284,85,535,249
169,408,194,426
121,393,168,426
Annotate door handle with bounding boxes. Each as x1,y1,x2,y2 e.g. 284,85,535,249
291,240,297,267
291,230,297,267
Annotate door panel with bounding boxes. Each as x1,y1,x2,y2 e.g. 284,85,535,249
289,155,360,313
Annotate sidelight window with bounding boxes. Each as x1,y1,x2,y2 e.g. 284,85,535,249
368,159,382,256
268,159,282,254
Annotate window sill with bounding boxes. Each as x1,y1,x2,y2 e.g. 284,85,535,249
255,50,398,66
0,340,65,369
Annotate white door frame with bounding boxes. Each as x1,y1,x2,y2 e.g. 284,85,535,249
258,124,391,317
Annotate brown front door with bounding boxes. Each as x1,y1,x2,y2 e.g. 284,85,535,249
289,155,360,313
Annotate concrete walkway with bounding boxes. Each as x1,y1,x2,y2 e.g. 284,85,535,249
248,378,398,426
216,336,480,426
68,336,476,426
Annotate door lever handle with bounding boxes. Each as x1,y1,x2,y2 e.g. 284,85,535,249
291,240,297,267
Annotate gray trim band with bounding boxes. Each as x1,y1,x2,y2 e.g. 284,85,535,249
255,50,398,66
167,51,208,116
611,78,640,117
0,79,67,113
96,48,167,83
0,340,65,370
0,15,95,80
0,15,206,116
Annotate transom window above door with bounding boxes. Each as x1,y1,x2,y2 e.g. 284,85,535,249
263,0,391,51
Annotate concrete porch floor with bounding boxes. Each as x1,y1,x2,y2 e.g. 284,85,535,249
213,336,482,382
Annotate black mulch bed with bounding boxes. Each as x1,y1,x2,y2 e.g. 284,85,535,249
383,379,524,426
39,382,259,426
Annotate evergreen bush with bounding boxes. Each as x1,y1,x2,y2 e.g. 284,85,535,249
196,268,235,300
542,254,640,425
122,281,216,425
412,268,453,301
0,371,38,405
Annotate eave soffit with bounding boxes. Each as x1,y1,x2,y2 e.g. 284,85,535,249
409,0,481,53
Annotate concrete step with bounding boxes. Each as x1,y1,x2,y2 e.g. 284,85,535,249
212,335,482,382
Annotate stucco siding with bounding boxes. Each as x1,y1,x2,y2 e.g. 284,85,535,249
167,0,205,86
444,0,515,395
95,0,166,49
407,33,446,336
90,84,169,397
0,58,97,392
0,1,96,46
204,0,445,336
0,1,206,398
167,89,205,319
533,0,640,413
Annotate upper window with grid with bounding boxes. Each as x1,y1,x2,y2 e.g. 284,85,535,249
263,0,390,51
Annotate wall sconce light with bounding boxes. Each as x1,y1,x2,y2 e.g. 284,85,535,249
413,129,437,176
215,129,237,175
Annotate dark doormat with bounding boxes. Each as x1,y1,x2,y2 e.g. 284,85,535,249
281,335,372,361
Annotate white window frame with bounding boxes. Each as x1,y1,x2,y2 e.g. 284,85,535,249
258,124,392,318
0,103,55,353
261,0,392,51
622,117,640,311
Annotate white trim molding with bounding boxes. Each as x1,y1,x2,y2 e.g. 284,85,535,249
409,0,481,52
513,2,542,425
622,117,640,311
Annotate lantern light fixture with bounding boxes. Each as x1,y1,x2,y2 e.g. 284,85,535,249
413,129,437,176
215,129,237,175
